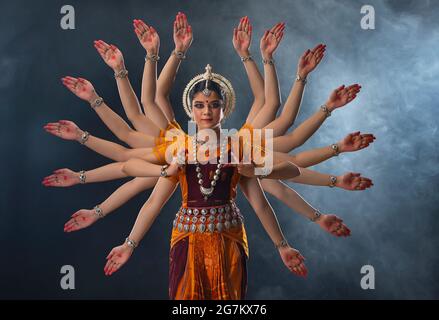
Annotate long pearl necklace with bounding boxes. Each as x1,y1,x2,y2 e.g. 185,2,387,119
192,135,228,201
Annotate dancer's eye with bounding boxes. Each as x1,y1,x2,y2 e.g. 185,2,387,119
211,101,221,109
194,103,204,109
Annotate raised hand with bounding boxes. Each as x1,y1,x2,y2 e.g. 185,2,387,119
316,214,351,237
336,172,373,191
64,209,98,233
297,43,326,78
260,22,285,59
339,131,376,153
133,19,160,54
44,120,82,141
104,244,133,276
326,84,361,111
173,12,193,52
233,16,252,56
93,40,125,71
42,168,80,187
279,246,307,277
61,76,99,102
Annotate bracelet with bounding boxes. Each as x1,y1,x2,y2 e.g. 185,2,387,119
145,54,160,62
330,143,340,156
90,97,104,109
320,104,331,117
257,167,270,179
310,210,322,222
241,55,253,62
172,50,186,60
114,69,128,78
94,205,105,219
329,176,337,188
262,58,275,65
125,237,138,249
78,170,86,184
160,164,169,177
275,239,289,249
296,74,307,85
79,131,90,145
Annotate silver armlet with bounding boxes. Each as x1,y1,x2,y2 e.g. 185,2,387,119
125,237,138,249
78,170,86,184
79,131,90,145
90,97,104,109
320,104,331,117
114,69,128,78
94,205,105,219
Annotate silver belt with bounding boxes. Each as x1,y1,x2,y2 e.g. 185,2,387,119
172,201,244,234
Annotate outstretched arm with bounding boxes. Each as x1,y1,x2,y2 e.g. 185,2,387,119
232,16,265,124
155,12,193,122
64,177,160,233
239,176,307,276
103,177,178,276
133,19,169,130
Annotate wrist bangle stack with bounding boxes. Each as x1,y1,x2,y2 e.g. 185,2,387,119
78,170,87,184
114,69,128,78
145,54,160,62
94,205,105,219
79,131,90,145
331,143,340,156
125,237,138,249
241,55,253,62
160,164,169,177
90,97,104,109
172,50,186,60
296,74,307,85
262,58,275,65
320,104,331,117
275,239,289,249
310,210,322,222
329,176,337,188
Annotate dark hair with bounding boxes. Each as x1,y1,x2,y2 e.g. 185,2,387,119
189,80,226,104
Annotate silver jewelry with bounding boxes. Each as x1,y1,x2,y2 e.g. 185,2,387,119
79,131,90,145
329,175,337,188
125,237,138,249
275,239,289,249
78,170,86,184
320,104,331,117
193,136,228,201
94,205,105,219
257,167,270,179
172,50,186,60
90,97,104,109
330,143,340,156
145,54,160,62
202,88,211,97
241,55,253,62
262,58,275,65
310,210,322,222
114,69,128,78
160,164,169,178
296,74,307,85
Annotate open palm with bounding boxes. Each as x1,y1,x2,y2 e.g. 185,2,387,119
42,168,79,187
64,209,98,233
94,40,124,70
61,76,97,102
133,19,160,53
173,12,193,52
44,120,81,141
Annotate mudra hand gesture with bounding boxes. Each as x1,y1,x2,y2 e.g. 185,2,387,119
44,120,82,141
260,22,285,59
93,40,125,71
64,209,99,233
42,168,81,187
339,131,376,153
297,43,326,78
279,246,307,277
133,19,160,54
173,12,193,52
104,244,133,276
315,214,351,237
326,84,362,111
336,172,373,191
61,76,99,103
233,16,252,56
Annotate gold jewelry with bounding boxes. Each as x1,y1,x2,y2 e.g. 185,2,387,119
182,64,236,119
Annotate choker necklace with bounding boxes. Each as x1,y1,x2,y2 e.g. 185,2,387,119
192,136,228,201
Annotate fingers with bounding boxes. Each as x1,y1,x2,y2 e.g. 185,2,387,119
243,16,249,32
262,30,270,41
237,17,244,31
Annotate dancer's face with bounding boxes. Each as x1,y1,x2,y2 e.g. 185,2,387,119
191,91,224,130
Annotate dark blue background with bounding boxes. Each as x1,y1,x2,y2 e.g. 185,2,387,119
1,0,438,299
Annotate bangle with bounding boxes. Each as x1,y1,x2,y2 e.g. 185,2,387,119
275,239,289,249
241,55,253,62
125,237,138,249
145,54,160,62
79,131,90,145
296,74,307,85
310,210,322,222
329,176,337,188
114,69,128,78
78,170,86,184
94,205,105,219
160,164,169,177
172,50,186,60
262,58,275,65
90,97,104,109
330,143,340,156
320,104,331,117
